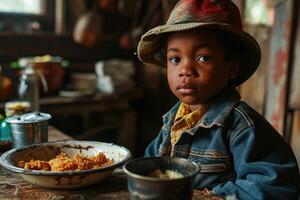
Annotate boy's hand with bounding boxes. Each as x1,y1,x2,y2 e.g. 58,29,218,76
194,188,226,200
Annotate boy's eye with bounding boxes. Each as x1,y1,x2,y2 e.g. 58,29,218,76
168,56,181,65
196,55,210,63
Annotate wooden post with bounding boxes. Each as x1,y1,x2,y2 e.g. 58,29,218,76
55,0,66,35
117,109,137,154
291,111,300,169
289,1,300,110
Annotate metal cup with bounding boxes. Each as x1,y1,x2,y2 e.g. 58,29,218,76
6,112,51,149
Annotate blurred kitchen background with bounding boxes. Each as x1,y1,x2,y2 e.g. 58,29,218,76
0,0,299,167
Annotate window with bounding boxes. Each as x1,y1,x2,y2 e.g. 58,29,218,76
0,0,45,15
0,0,54,33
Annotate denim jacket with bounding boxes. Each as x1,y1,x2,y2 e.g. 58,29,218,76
144,87,300,200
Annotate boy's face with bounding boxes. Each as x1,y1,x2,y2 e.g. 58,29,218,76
166,29,239,107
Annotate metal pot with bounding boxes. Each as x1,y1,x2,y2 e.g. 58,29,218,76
123,157,199,200
18,56,66,95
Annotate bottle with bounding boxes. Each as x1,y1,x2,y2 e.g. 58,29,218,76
0,114,12,151
18,63,40,112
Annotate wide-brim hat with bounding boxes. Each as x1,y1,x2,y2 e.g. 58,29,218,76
137,0,261,86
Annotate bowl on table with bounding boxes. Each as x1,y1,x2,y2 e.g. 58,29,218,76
0,140,131,189
123,157,200,200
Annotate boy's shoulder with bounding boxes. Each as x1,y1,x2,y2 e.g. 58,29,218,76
227,101,282,142
231,101,260,126
231,101,270,127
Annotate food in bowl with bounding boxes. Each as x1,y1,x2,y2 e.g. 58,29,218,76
0,140,131,189
148,169,184,179
17,152,114,171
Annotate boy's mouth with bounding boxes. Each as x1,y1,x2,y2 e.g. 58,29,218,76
176,84,198,94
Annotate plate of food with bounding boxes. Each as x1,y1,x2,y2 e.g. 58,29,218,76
0,140,131,189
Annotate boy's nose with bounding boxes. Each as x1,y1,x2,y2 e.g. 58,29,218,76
179,68,193,77
179,61,195,77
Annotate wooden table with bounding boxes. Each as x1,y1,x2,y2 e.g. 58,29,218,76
0,127,221,200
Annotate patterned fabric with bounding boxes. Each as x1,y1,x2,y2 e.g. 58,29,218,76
170,103,208,153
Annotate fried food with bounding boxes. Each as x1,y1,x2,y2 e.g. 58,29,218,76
17,152,113,171
18,160,51,171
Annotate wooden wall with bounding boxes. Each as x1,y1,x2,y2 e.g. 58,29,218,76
240,0,300,167
240,24,271,114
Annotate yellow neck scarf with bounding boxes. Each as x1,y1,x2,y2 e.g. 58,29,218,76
170,103,209,154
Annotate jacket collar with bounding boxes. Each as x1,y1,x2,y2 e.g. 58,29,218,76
162,86,241,132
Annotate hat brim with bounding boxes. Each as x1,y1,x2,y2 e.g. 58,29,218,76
137,22,261,86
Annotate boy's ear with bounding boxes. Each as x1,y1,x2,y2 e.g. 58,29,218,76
229,61,240,79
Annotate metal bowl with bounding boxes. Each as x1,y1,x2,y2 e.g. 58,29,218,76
0,140,131,189
123,157,199,200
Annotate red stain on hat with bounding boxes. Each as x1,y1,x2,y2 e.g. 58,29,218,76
191,0,223,15
178,0,243,30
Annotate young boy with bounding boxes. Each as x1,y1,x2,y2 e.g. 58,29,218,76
137,0,300,199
